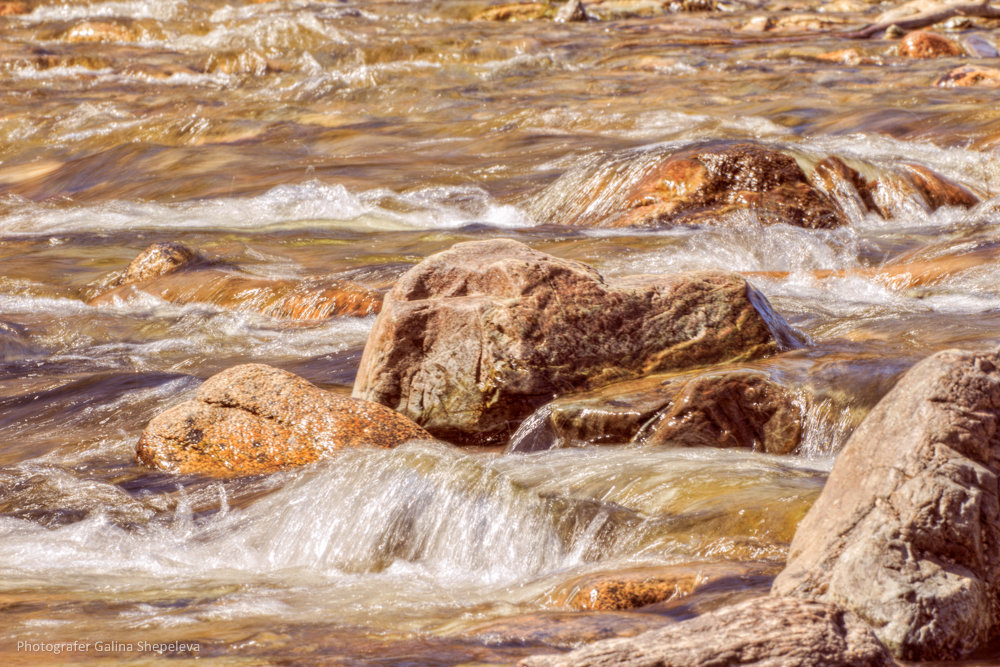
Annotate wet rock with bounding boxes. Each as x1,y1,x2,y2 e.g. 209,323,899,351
122,242,201,285
354,239,792,446
814,48,882,66
961,34,999,58
901,163,979,210
936,64,1000,88
548,561,780,611
612,143,847,229
773,348,1000,660
92,243,383,321
0,1,29,16
137,364,430,477
518,596,894,667
61,20,147,44
554,0,589,22
813,156,884,218
510,370,802,454
637,371,802,454
897,30,962,58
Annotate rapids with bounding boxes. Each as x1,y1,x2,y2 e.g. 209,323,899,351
2,0,1000,663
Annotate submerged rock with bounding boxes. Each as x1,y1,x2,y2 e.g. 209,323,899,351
0,1,29,16
936,64,1000,88
518,596,894,667
354,239,793,446
897,30,962,58
548,561,780,611
0,320,35,363
510,370,802,454
773,348,1000,660
610,142,847,229
92,242,383,320
137,364,429,477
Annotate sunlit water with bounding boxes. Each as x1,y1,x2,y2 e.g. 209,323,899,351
2,0,1000,663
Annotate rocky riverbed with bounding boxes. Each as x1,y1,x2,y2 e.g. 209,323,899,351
3,0,1000,664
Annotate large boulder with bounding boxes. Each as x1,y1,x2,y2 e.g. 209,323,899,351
93,242,382,321
518,596,895,667
610,142,848,229
137,364,429,477
353,239,794,445
773,348,1000,660
897,30,962,58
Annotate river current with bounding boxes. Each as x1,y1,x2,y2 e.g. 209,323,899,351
2,0,1000,664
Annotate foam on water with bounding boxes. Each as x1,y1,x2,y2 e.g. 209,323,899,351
0,182,533,235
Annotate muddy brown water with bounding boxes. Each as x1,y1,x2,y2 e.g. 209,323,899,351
2,0,1000,664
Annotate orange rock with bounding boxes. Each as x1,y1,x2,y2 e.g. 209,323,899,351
0,1,29,16
550,562,780,611
137,364,430,477
936,65,1000,88
897,30,962,58
92,243,382,321
611,143,847,229
902,163,979,210
814,49,879,66
62,21,138,43
813,156,884,217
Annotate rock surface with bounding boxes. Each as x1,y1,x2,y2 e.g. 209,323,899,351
897,30,962,58
936,64,1000,88
773,348,1000,660
548,561,780,611
93,243,382,320
517,595,895,667
509,370,802,454
637,370,802,454
612,142,847,229
137,364,429,477
354,239,792,445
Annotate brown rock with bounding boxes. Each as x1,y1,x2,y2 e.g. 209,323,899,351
638,371,802,454
510,370,802,454
122,242,201,285
549,561,780,611
518,596,895,667
62,20,141,43
93,243,382,321
773,348,1000,660
814,48,881,66
137,364,429,477
936,64,1000,88
902,163,980,210
354,239,793,446
814,156,884,218
897,30,962,58
468,610,673,649
0,1,29,16
612,143,847,229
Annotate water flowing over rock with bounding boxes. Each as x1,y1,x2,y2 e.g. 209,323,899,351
772,348,1000,661
353,239,793,446
610,142,848,229
93,242,382,320
518,596,895,667
137,364,430,477
508,370,803,454
936,64,1000,88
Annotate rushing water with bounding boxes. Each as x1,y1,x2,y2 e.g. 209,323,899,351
2,0,1000,664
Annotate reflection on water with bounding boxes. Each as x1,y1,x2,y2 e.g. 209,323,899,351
2,0,1000,663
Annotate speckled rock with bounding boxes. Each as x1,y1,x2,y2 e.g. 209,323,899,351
508,370,802,454
936,64,1000,88
93,243,382,321
549,561,780,611
518,596,895,667
773,348,1000,661
610,142,848,229
137,364,429,477
122,242,201,285
0,1,29,16
897,30,962,58
354,239,794,446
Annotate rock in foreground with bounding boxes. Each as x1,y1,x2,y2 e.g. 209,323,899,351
137,364,429,477
354,239,794,445
773,348,1000,660
518,596,894,667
